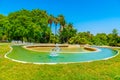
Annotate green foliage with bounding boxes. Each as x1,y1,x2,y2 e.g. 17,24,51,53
0,9,51,43
107,29,119,46
93,33,108,45
59,23,77,43
69,31,92,44
0,9,119,45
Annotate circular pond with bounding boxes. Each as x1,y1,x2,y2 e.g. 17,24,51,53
5,45,118,64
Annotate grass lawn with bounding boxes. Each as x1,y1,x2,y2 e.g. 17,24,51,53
0,43,120,80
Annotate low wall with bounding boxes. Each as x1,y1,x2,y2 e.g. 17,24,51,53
68,45,80,48
26,44,68,48
84,47,97,51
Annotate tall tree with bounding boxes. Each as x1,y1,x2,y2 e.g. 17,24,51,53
53,17,59,43
108,29,119,46
58,15,66,31
48,14,54,30
112,28,118,36
59,23,77,43
53,17,59,35
0,14,7,40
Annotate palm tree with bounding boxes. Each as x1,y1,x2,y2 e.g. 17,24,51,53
53,17,59,35
58,15,66,32
48,15,54,30
53,17,59,43
48,15,54,43
68,23,73,29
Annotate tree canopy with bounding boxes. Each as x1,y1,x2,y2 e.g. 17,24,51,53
0,9,119,46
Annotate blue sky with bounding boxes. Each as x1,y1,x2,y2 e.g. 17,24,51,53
0,0,120,34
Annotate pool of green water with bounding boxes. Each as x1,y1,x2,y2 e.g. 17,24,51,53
6,46,118,64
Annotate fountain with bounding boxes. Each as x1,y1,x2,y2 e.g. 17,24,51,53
49,44,61,57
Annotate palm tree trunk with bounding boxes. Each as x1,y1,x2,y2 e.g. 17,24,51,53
55,25,57,44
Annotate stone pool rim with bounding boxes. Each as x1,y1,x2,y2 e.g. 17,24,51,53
23,45,100,53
